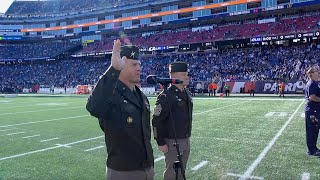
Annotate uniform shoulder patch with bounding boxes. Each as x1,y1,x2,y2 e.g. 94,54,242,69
153,104,162,116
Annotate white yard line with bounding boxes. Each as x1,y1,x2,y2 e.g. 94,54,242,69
0,128,16,132
0,100,73,109
240,101,304,180
0,100,43,105
40,138,59,142
0,115,90,128
0,146,63,161
0,106,82,116
191,161,208,171
7,132,26,136
55,144,72,148
0,102,244,128
0,99,82,109
22,134,40,139
84,146,105,152
213,137,237,142
0,136,104,161
64,136,104,146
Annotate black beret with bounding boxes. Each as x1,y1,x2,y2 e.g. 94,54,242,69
169,62,188,73
120,45,140,60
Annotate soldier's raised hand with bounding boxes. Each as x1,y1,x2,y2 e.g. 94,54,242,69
111,39,125,71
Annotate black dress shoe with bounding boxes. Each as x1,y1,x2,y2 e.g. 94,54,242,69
307,150,320,157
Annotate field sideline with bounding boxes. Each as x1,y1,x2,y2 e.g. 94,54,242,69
1,95,318,180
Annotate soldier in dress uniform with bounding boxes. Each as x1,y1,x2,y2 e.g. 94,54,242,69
86,39,154,180
152,62,193,180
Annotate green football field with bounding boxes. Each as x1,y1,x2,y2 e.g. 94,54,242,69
0,95,318,180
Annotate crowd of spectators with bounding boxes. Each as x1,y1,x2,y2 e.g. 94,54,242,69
79,14,320,54
0,41,80,60
1,44,319,93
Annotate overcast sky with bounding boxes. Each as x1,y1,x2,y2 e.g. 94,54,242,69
0,0,14,13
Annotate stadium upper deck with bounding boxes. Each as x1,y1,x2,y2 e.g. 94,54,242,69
0,0,318,37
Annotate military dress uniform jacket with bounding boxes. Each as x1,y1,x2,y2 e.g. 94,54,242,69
152,85,193,146
86,66,154,171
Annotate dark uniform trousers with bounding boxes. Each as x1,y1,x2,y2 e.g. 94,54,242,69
250,89,254,96
305,109,320,154
107,167,154,180
225,89,230,96
163,138,190,180
209,89,216,97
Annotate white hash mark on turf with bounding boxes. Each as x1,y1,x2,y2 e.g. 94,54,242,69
22,134,40,139
40,138,59,142
265,112,275,117
191,161,208,171
265,112,287,117
301,172,310,180
278,112,287,117
7,132,26,136
0,136,104,161
55,144,72,148
84,146,105,152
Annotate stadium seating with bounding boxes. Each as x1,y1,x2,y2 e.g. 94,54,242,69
5,0,173,15
0,41,80,60
1,45,319,93
78,15,320,53
269,16,319,35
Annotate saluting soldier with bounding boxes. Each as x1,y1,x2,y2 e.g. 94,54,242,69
152,62,193,180
86,39,154,180
305,67,320,157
